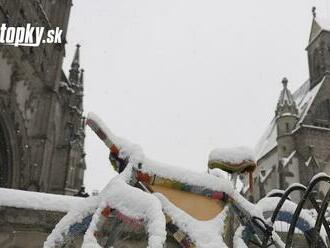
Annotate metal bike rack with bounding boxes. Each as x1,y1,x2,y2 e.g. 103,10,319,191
286,174,330,248
260,184,308,248
310,187,330,247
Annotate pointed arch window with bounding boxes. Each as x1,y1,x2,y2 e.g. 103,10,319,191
286,123,290,133
0,118,12,187
313,48,322,80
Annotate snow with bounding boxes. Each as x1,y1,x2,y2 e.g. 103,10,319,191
316,17,330,31
256,197,327,241
281,150,296,168
311,172,330,182
103,176,167,247
80,160,259,248
288,182,306,189
59,81,75,93
305,156,312,167
254,117,277,160
209,147,255,164
241,184,250,194
260,167,274,183
233,226,248,248
87,112,145,164
44,197,100,248
87,113,259,219
44,112,267,247
257,197,299,219
81,206,103,248
265,189,286,198
138,158,260,218
69,105,83,115
45,173,166,248
82,175,166,248
208,168,228,178
0,188,83,212
141,158,233,192
292,80,310,109
271,232,285,248
296,79,323,125
155,193,229,248
278,113,297,117
273,221,303,234
301,124,330,132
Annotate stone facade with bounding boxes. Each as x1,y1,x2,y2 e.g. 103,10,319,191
0,206,72,248
250,14,330,202
0,0,86,195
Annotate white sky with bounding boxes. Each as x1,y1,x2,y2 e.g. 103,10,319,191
63,0,329,192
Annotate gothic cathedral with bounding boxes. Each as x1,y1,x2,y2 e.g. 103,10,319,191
252,10,330,202
0,0,85,195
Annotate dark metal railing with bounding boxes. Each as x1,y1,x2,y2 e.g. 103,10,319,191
285,174,330,248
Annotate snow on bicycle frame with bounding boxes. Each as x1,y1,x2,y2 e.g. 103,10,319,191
82,112,273,247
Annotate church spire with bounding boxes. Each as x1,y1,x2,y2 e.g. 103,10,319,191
307,7,330,88
276,78,298,117
72,44,80,69
275,78,298,160
69,44,81,84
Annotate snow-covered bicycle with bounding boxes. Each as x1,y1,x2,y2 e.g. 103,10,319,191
43,113,328,248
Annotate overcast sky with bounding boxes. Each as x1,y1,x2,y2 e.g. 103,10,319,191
63,0,329,192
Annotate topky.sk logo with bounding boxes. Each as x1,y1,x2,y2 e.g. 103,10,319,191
0,23,63,47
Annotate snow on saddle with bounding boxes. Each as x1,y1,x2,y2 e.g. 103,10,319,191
208,147,256,192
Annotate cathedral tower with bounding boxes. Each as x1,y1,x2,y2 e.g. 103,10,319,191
275,78,298,189
307,7,330,89
0,1,85,195
276,78,298,157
